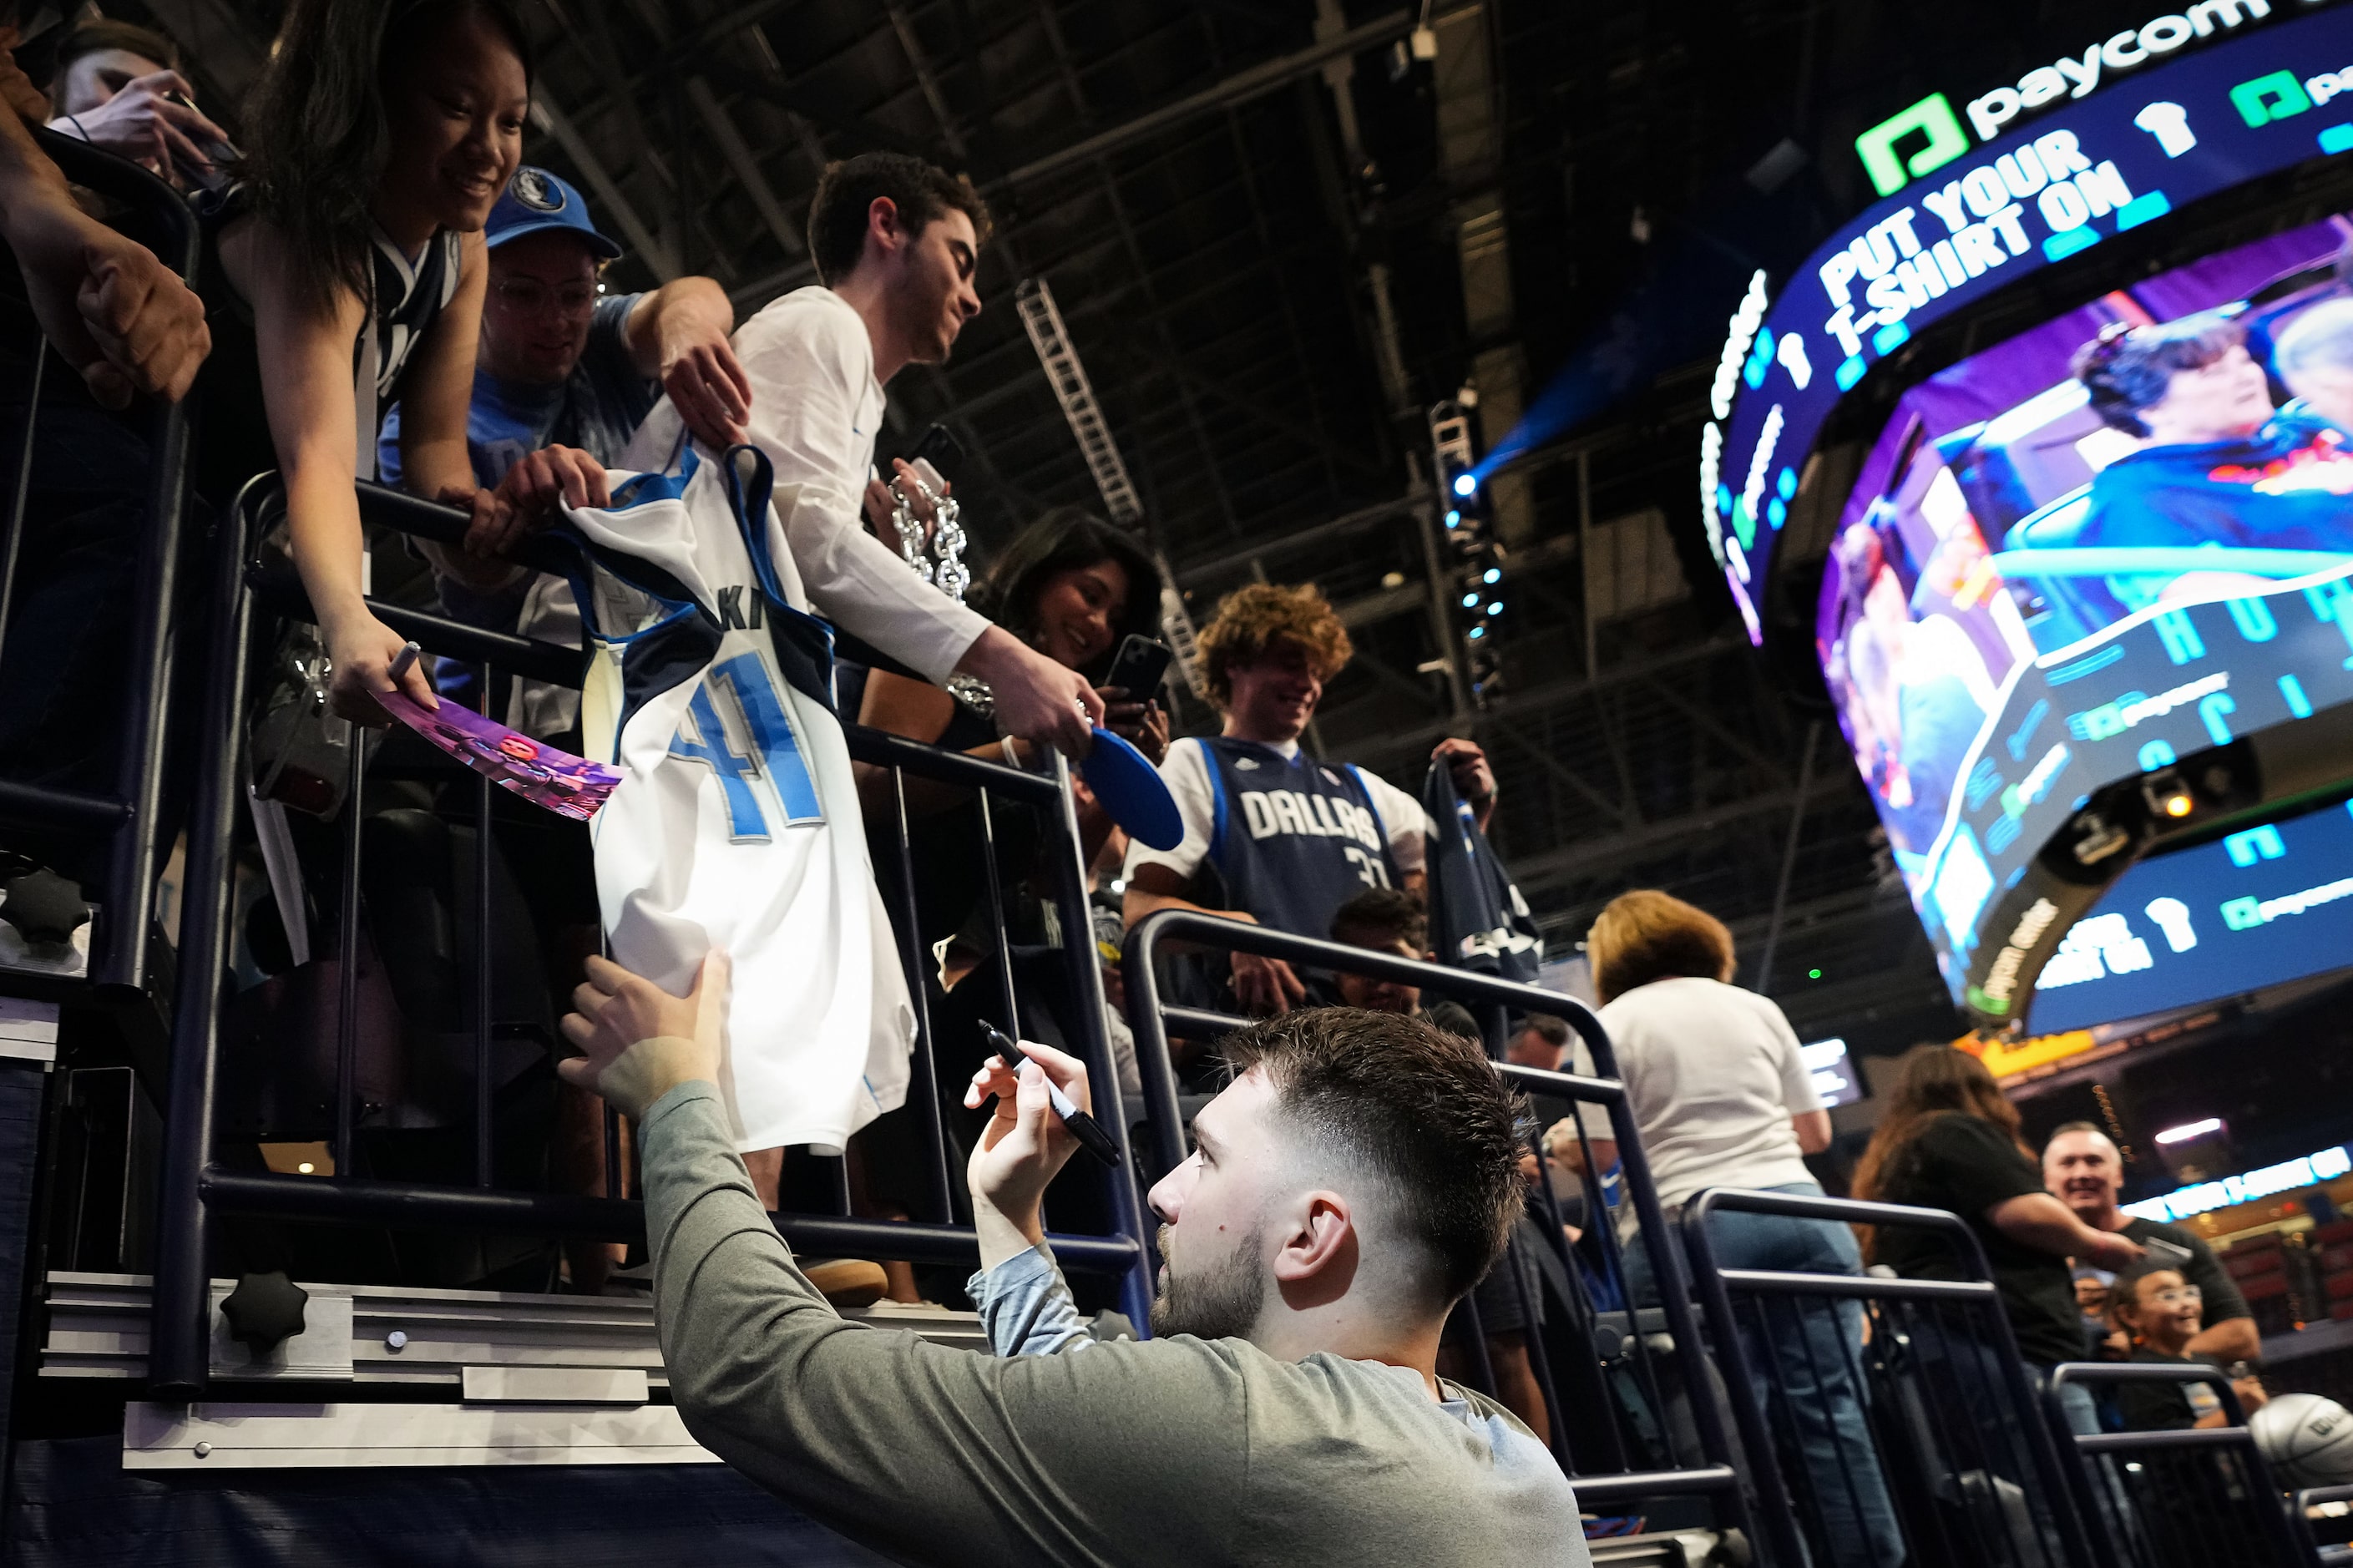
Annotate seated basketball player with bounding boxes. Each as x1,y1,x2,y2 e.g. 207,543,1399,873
559,953,1590,1566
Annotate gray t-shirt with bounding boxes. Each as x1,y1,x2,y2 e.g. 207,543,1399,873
642,1080,1593,1567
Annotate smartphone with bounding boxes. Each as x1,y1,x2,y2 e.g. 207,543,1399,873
1102,634,1173,699
904,423,964,487
162,89,239,192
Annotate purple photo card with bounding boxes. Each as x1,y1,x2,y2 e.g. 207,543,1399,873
375,690,620,822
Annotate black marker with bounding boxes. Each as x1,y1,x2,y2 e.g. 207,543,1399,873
981,1022,1121,1166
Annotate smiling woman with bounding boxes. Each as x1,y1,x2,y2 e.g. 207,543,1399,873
849,505,1167,856
195,0,534,721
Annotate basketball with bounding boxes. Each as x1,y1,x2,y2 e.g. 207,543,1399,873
2250,1393,2353,1488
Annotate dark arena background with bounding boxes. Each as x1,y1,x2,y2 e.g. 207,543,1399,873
6,0,2353,1562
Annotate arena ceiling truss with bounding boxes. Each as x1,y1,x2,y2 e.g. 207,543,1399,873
130,0,1977,1048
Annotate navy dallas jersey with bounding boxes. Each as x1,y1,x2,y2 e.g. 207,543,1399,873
1195,738,1402,939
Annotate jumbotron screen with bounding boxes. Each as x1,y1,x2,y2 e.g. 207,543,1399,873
1817,215,2353,1017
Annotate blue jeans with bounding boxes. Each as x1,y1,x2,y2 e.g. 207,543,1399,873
1630,1182,1906,1568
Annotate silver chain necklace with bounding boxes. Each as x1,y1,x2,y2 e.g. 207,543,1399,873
890,470,969,603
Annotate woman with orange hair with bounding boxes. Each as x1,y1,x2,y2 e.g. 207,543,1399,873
1580,889,1901,1566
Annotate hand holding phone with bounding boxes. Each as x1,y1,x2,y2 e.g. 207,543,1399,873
1102,634,1173,700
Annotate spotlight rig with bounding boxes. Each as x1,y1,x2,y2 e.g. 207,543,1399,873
1428,399,1504,707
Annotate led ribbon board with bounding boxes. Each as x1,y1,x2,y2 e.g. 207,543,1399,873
2029,799,2353,1030
1704,2,2353,640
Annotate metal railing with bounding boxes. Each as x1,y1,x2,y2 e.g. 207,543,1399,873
1682,1187,2097,1568
2047,1362,2315,1568
149,475,1158,1394
2297,1483,2353,1565
0,129,199,996
1119,909,1754,1535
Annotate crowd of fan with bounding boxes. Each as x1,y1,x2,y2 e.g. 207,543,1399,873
0,7,2281,1560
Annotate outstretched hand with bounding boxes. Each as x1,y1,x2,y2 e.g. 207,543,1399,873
559,952,730,1119
964,1037,1090,1245
958,626,1101,759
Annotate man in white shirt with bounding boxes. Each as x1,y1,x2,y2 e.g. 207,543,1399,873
628,152,1098,755
1121,582,1493,1014
613,154,1098,1207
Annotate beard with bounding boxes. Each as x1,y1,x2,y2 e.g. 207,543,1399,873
1149,1222,1265,1342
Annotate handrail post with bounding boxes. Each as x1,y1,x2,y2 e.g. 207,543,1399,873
150,483,259,1397
1044,751,1154,1328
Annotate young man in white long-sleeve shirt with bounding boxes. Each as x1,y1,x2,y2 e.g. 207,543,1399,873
556,952,1591,1567
625,151,1097,755
612,154,1101,1206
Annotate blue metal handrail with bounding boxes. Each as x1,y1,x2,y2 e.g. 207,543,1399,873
1120,907,1753,1534
1683,1186,2100,1568
149,473,1159,1394
0,129,200,994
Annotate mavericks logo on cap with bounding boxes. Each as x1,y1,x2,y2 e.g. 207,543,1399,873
509,168,564,213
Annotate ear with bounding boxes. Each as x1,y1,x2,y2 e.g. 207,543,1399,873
866,195,904,251
1272,1190,1359,1311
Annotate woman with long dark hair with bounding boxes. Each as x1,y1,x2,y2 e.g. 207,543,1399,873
837,508,1166,1301
852,504,1168,852
1854,1045,2142,1426
201,0,551,720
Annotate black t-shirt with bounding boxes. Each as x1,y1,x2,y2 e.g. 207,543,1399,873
2119,1216,2252,1332
1874,1112,2084,1366
2113,1347,2226,1432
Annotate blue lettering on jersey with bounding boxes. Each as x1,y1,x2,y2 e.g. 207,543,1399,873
667,650,822,841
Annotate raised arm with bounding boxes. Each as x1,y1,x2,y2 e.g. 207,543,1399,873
1988,1191,2143,1271
391,230,550,585
734,302,1099,755
620,276,748,448
0,40,207,406
557,954,1245,1567
221,216,433,721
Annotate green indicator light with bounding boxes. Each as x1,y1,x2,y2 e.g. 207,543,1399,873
1808,968,1823,979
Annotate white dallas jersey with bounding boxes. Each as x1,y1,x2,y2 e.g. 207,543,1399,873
558,445,913,1154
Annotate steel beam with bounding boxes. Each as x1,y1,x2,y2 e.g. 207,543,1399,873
529,98,679,281
998,9,1415,190
1323,633,1745,763
1507,772,1855,895
1175,489,1431,583
686,77,806,262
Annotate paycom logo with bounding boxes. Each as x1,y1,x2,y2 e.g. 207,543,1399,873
1856,94,1972,198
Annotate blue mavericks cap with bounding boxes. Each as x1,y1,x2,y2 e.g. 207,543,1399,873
487,166,623,260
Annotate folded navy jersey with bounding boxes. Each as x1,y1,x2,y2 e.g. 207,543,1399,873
1420,757,1541,987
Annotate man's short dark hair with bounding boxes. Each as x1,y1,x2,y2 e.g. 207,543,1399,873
1220,1008,1526,1307
1329,886,1424,953
1518,1013,1570,1047
2045,1120,2111,1153
807,153,994,286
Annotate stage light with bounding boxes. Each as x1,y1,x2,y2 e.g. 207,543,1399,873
1445,509,1461,528
1452,473,1478,497
1461,592,1480,607
1485,601,1503,615
1483,568,1500,584
2154,1118,2224,1145
1468,625,1485,639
